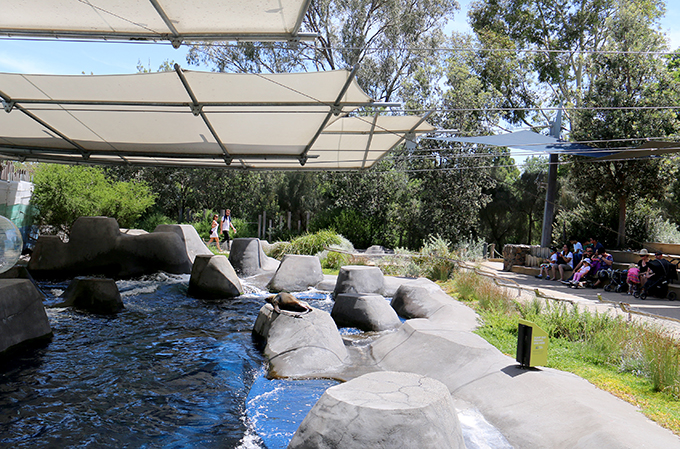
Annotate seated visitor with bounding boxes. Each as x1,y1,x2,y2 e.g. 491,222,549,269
570,237,583,266
569,258,591,288
591,247,614,288
637,249,652,286
626,264,640,295
536,247,558,280
566,247,595,283
589,237,605,254
556,243,574,281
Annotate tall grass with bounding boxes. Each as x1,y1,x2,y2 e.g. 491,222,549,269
266,229,355,270
448,271,680,398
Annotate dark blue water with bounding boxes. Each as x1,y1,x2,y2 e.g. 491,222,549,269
0,274,337,449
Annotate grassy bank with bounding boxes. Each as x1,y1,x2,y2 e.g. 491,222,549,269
440,270,680,435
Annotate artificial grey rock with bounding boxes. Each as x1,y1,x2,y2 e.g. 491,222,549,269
253,303,347,378
188,254,243,299
266,254,324,292
28,216,193,279
331,293,401,331
59,277,124,314
228,238,280,277
288,371,465,449
332,265,384,297
153,224,212,263
369,316,680,448
0,279,52,354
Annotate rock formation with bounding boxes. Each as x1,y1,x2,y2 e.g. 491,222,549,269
59,277,124,314
188,254,243,299
28,217,200,279
228,238,280,277
0,279,52,353
332,265,384,297
331,293,401,331
288,371,465,449
253,303,347,378
266,254,324,292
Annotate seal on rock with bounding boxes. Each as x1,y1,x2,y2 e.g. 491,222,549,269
266,292,312,315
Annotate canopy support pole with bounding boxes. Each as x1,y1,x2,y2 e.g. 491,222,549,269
174,64,233,166
300,64,360,166
148,0,182,48
540,106,563,247
0,89,91,161
361,113,380,169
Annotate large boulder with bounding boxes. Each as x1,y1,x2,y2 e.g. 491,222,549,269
332,265,384,297
266,254,324,292
331,293,401,331
188,255,243,299
153,224,212,263
28,216,193,279
0,279,52,354
253,303,347,378
288,371,465,449
59,277,124,314
228,238,280,277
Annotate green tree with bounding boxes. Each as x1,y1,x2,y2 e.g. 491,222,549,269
568,0,680,246
31,164,155,232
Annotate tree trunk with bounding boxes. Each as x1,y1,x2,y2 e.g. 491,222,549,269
617,194,627,248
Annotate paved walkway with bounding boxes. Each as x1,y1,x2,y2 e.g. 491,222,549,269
478,261,680,335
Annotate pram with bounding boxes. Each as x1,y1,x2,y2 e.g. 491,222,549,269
634,258,678,301
603,268,629,293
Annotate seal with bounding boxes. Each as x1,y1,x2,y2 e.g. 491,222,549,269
266,292,312,315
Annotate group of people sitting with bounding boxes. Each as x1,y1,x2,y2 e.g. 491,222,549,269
535,237,677,293
536,237,612,287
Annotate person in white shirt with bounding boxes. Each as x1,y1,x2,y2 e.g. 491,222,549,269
220,209,237,250
556,243,574,281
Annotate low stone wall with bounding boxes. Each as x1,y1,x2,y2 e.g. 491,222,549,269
502,244,532,271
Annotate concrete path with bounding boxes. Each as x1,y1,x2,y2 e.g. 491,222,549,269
479,261,680,335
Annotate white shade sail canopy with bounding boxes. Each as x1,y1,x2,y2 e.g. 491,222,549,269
0,68,434,170
0,0,316,45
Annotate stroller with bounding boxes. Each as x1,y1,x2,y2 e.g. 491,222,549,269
635,258,678,301
604,268,629,293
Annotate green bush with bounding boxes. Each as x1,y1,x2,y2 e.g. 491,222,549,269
31,164,156,232
136,212,174,232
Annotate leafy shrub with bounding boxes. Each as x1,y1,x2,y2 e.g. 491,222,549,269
31,164,156,233
136,212,174,232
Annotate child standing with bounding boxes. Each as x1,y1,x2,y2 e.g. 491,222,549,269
626,264,640,295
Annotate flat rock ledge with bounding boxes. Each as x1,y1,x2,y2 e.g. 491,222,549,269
332,265,385,297
0,279,52,354
332,293,401,331
59,277,124,315
253,303,347,378
267,254,324,293
188,255,243,299
288,371,465,449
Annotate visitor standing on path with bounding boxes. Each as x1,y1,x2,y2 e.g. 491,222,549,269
221,209,237,250
209,214,222,252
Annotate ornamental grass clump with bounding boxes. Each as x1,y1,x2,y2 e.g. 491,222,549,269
641,328,680,397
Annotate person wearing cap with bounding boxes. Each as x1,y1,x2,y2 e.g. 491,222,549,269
637,249,652,286
569,258,591,288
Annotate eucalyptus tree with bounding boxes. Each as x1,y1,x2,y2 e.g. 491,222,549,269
188,0,459,102
567,0,680,246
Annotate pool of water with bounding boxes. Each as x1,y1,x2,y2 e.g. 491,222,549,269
1,273,512,448
0,274,337,448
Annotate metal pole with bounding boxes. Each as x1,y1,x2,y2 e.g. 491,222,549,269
540,153,558,247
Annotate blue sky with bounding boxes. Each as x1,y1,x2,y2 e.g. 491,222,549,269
1,1,678,76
